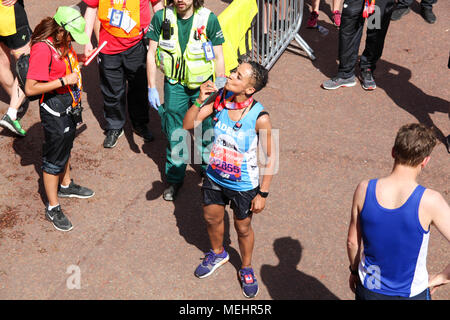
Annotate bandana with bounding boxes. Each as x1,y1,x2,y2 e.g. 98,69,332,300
214,89,254,112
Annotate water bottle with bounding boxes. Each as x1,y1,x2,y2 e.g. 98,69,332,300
317,25,329,36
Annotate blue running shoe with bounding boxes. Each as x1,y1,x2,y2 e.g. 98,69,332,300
195,249,229,278
239,267,259,298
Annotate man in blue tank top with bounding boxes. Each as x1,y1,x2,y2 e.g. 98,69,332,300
347,123,450,300
183,61,275,298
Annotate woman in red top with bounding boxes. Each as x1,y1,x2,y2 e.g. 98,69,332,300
25,6,94,232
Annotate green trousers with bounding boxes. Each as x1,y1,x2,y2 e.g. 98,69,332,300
158,79,214,184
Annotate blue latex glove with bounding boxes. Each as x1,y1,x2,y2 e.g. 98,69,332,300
148,87,160,111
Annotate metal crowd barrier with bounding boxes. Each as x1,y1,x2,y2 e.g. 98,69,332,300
246,0,316,70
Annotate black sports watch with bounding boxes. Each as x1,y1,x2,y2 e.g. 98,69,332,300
258,190,269,198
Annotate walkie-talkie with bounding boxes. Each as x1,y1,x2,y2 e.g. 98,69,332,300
161,5,173,40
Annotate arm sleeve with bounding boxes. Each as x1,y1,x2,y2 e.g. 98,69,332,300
83,0,99,8
26,42,51,82
206,13,224,46
145,9,163,42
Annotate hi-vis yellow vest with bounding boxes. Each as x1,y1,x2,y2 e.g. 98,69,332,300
0,4,17,37
98,0,141,38
218,0,258,76
156,7,214,89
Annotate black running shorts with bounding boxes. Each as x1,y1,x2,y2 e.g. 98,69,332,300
202,174,259,220
40,93,76,175
0,1,31,50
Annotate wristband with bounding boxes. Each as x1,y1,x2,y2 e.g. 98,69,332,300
194,100,202,108
59,78,65,87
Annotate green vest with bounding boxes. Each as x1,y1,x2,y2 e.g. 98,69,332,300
156,7,214,89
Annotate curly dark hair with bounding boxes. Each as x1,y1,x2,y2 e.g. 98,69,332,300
166,0,204,10
247,61,269,93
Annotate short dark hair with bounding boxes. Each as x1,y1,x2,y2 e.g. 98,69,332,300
246,61,268,93
167,0,204,10
393,123,437,167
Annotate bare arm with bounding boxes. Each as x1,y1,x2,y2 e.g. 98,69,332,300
83,6,98,57
182,80,216,130
25,73,79,97
347,180,367,292
213,45,225,77
250,114,274,214
425,191,450,293
146,40,159,89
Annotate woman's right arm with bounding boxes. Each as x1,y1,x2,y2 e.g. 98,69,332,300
183,80,216,130
25,73,79,97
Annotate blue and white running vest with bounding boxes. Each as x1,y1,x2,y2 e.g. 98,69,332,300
358,179,430,297
206,102,264,191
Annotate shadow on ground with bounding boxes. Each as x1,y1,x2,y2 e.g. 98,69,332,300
261,237,340,300
376,59,450,145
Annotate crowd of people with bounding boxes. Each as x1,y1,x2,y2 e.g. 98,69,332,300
0,0,448,300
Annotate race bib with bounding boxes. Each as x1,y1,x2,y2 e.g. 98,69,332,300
209,144,243,181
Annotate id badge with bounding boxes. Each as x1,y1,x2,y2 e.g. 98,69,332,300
109,9,124,28
202,41,215,61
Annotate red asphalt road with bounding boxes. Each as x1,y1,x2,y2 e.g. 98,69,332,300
0,0,448,300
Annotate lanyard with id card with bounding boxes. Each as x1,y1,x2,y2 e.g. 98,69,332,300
108,0,126,28
203,41,215,61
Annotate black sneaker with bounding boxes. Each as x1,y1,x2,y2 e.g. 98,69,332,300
133,125,154,142
420,6,436,24
391,7,410,21
163,182,183,201
45,205,73,232
103,128,123,148
360,68,376,90
58,180,95,199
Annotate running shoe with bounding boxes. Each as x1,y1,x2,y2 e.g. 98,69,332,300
45,205,73,232
332,10,341,27
58,180,95,199
322,76,357,90
307,11,319,28
194,249,229,278
103,128,123,148
0,114,26,136
238,267,259,298
360,68,376,90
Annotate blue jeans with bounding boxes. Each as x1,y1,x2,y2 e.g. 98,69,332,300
355,282,431,300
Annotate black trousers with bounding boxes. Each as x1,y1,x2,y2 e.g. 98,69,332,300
98,40,149,130
397,0,436,9
337,0,395,79
40,93,76,175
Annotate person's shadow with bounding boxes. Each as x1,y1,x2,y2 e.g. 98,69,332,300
261,237,340,300
11,122,46,205
143,130,243,272
376,59,449,146
11,122,88,206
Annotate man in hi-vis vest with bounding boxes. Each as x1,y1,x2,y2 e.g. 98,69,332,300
83,0,160,148
146,0,225,201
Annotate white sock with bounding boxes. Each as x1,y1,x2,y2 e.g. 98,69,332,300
48,203,60,210
6,108,17,121
60,183,70,189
